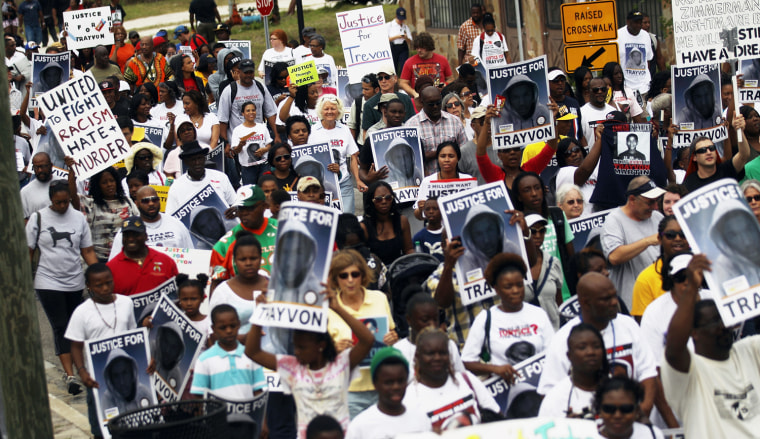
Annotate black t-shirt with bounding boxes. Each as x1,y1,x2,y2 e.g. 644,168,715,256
189,0,217,23
684,160,744,193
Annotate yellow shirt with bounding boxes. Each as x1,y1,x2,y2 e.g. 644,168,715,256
327,288,395,392
631,259,666,317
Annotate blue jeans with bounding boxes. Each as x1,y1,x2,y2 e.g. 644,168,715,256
241,162,267,186
340,176,355,214
24,24,42,44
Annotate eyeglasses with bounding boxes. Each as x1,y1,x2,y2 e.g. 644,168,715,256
445,101,461,109
563,146,582,156
424,99,442,107
274,154,291,162
373,194,393,203
600,404,636,415
661,230,686,240
530,227,546,235
338,271,362,279
591,86,608,93
460,91,472,97
377,74,392,81
694,144,717,154
747,194,760,203
565,198,583,205
140,196,160,204
135,154,152,161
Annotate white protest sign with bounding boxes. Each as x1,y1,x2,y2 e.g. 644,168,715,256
336,6,394,83
417,178,478,210
63,6,114,50
37,71,129,180
396,418,600,439
672,0,760,67
155,247,212,279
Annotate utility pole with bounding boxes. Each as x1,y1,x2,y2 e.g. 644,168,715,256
0,32,54,437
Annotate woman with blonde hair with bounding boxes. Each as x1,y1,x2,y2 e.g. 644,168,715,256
327,249,398,419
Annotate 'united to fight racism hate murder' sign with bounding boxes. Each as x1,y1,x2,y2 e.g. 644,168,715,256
38,71,129,180
63,6,114,50
337,6,394,83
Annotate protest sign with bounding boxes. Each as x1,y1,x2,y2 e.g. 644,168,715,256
288,60,319,87
483,353,545,415
740,58,760,102
63,7,114,50
417,178,478,209
672,0,760,67
674,178,760,326
559,296,581,327
218,40,251,60
32,52,71,98
86,328,155,439
155,247,212,279
207,390,268,438
149,295,207,402
439,181,531,306
290,142,342,210
488,56,554,149
568,209,610,252
671,64,727,148
38,71,129,180
336,68,352,123
131,276,178,326
263,57,295,86
251,203,338,352
369,127,423,202
356,316,388,368
150,185,169,213
336,6,394,83
662,429,685,439
396,418,599,439
170,184,238,250
133,124,165,147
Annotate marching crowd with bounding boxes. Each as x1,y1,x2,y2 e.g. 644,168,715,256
10,1,760,438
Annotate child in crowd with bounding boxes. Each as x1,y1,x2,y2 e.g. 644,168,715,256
232,101,273,185
345,347,432,438
191,304,266,400
64,263,137,439
176,273,210,341
269,189,291,219
412,197,444,262
245,287,375,438
393,293,464,381
306,415,344,439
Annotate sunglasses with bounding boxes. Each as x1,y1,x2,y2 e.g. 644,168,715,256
564,146,582,156
377,74,392,81
591,86,608,93
274,154,291,162
600,404,636,415
445,101,462,109
278,74,289,80
135,154,152,161
338,271,362,279
460,91,472,97
140,196,160,204
694,144,717,154
565,198,583,205
501,147,521,153
661,230,685,240
747,194,760,203
373,194,393,203
530,227,546,235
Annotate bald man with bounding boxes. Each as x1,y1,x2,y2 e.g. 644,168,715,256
108,186,194,260
89,45,123,83
21,152,54,220
537,272,658,418
123,36,171,91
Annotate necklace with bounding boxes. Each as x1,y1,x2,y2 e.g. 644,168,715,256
305,366,326,398
94,299,117,329
190,114,203,128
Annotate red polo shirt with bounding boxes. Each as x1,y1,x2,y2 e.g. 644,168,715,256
108,248,179,296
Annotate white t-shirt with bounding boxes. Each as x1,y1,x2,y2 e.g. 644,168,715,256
394,337,465,382
149,101,181,134
231,122,272,167
293,45,312,64
345,404,432,439
617,27,654,95
308,122,359,184
26,206,93,291
580,102,616,147
471,32,509,69
640,292,696,367
461,304,554,366
388,19,412,45
64,295,137,342
276,98,320,126
537,315,658,395
210,282,263,335
258,47,296,77
538,376,594,418
165,169,237,215
402,371,500,430
555,166,597,215
661,337,760,439
21,178,52,219
108,214,195,260
175,113,220,148
312,53,338,88
611,88,644,118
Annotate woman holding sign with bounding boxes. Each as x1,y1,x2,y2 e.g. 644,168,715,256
414,141,473,221
258,29,294,83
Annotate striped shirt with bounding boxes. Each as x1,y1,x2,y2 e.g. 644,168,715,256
405,110,466,176
191,342,266,400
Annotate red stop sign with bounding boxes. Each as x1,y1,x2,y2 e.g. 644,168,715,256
256,0,273,16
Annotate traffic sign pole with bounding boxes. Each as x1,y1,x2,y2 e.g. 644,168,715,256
257,0,274,49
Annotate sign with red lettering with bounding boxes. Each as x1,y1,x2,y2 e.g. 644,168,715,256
256,0,273,17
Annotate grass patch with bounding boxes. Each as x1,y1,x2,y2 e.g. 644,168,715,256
123,0,190,21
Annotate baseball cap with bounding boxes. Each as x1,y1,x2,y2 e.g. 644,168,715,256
234,185,266,207
627,178,666,199
669,253,693,277
627,10,644,20
557,105,578,121
525,213,548,228
155,29,168,39
24,41,38,50
370,347,408,381
99,80,115,91
214,23,230,33
152,36,167,47
548,70,566,81
317,67,328,75
174,25,189,38
226,56,242,73
377,65,395,76
396,7,407,20
297,176,322,192
605,111,627,123
240,59,256,72
119,80,130,92
471,106,487,120
374,93,399,110
122,216,146,234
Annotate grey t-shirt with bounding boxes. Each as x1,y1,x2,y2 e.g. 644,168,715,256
26,205,93,291
601,208,663,309
21,178,52,219
217,80,277,141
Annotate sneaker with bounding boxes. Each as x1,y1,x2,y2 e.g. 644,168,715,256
64,374,82,395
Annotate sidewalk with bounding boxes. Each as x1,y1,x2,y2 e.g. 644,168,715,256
46,360,90,439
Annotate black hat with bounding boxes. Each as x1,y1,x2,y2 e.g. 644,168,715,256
215,23,231,33
605,111,627,123
240,59,256,72
225,56,242,73
627,10,644,20
179,140,209,159
121,216,147,233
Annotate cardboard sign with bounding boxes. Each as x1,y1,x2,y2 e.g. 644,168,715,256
170,184,237,250
288,60,319,87
133,124,165,147
207,390,268,438
63,6,114,50
155,247,212,279
150,185,169,213
290,142,342,211
395,418,600,439
336,6,394,83
38,71,129,180
568,209,610,252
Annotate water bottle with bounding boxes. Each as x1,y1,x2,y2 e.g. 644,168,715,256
414,240,423,253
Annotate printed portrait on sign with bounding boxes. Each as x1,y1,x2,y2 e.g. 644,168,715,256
741,58,760,82
674,73,723,130
458,204,521,281
33,60,67,96
615,132,649,162
494,74,551,133
625,45,646,70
